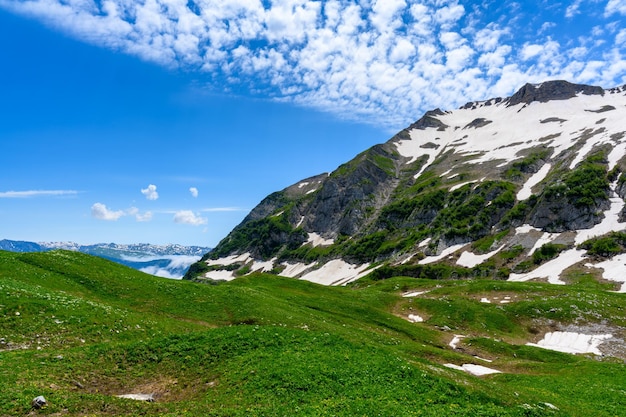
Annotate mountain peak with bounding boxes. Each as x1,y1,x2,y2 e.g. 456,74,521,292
507,80,605,106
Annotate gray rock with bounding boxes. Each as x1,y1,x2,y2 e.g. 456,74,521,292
31,395,46,409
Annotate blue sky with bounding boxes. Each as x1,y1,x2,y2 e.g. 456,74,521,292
0,0,625,247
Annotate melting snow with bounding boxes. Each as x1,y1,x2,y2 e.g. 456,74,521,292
418,237,431,247
203,269,237,281
306,232,334,247
402,290,430,297
407,314,424,323
249,258,276,273
419,244,465,264
587,254,626,292
205,252,251,267
280,261,316,278
297,259,372,286
528,232,560,256
456,245,504,268
394,92,626,180
449,181,473,192
515,224,541,234
575,182,626,244
527,331,612,355
517,163,552,200
508,248,586,285
449,335,464,349
444,363,502,376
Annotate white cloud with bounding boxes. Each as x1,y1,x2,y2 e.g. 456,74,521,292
141,184,158,200
566,0,583,18
0,189,78,198
2,0,626,130
189,187,199,198
135,210,153,222
173,210,207,225
520,43,544,60
91,203,152,221
605,0,626,16
91,202,125,221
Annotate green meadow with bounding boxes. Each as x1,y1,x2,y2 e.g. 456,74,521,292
0,250,624,416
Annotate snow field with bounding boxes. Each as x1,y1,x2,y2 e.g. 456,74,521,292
527,331,613,355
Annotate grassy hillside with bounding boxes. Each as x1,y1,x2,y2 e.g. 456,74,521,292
0,250,624,416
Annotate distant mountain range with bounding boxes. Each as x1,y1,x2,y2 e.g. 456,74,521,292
0,240,211,278
186,80,626,293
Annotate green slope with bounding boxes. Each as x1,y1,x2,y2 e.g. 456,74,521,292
0,250,624,416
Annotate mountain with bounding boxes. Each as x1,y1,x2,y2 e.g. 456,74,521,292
186,80,626,291
0,240,210,278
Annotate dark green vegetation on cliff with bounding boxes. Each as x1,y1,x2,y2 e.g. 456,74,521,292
1,250,625,416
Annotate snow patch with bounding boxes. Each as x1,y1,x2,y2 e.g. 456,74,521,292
306,232,334,247
527,331,612,355
587,254,626,292
575,188,625,244
418,237,431,247
407,314,424,323
203,269,237,281
444,363,502,376
205,252,251,267
298,259,372,286
508,248,586,285
419,244,465,265
456,245,504,268
449,335,464,349
515,224,541,234
280,261,317,278
402,290,429,297
249,258,277,273
449,181,472,192
517,163,551,200
528,232,560,256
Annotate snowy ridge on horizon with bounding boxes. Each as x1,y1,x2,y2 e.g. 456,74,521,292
1,239,211,279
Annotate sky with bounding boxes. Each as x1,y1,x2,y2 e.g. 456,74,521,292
0,0,625,247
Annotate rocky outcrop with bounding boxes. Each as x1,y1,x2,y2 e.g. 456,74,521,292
302,144,399,236
507,80,604,106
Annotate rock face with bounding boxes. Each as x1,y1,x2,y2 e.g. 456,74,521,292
186,81,626,289
507,80,605,106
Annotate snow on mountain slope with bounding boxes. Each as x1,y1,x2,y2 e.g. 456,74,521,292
394,86,626,174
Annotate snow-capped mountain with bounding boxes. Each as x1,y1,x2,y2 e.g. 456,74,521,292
0,240,210,279
186,80,626,292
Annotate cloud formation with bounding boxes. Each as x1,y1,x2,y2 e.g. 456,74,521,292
0,190,79,198
2,0,625,129
173,210,207,226
91,203,153,222
189,187,198,198
141,184,159,200
91,202,126,221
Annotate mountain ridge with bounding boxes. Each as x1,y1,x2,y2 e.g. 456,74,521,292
0,239,210,278
186,80,626,290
